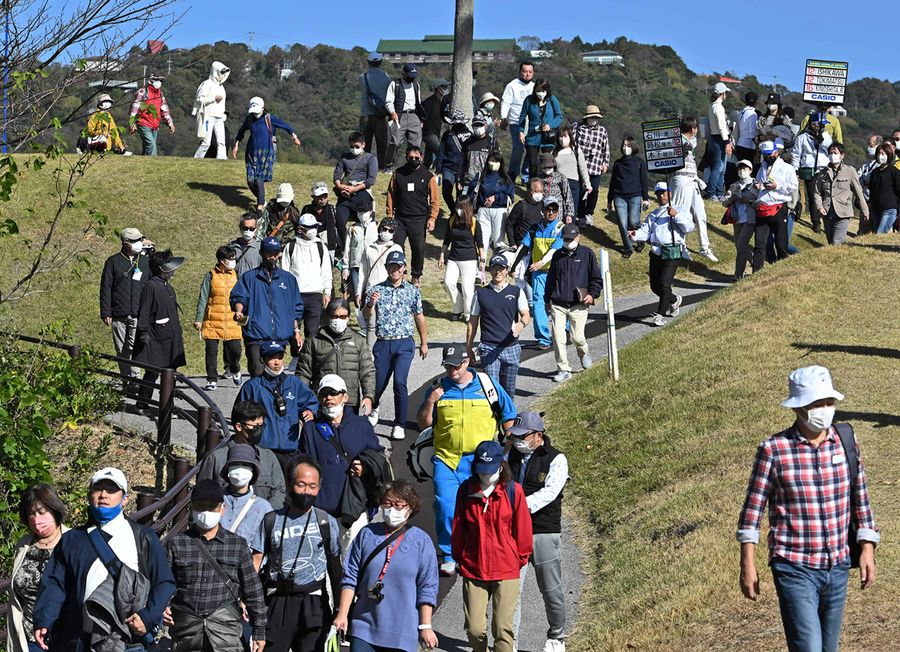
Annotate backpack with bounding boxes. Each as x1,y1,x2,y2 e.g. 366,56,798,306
363,72,389,118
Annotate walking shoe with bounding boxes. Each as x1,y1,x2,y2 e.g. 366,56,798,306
552,370,571,383
700,247,719,262
542,638,566,652
622,250,633,259
650,313,667,327
667,294,683,317
537,343,552,351
411,276,421,288
580,353,593,370
439,560,457,576
584,214,594,225
204,381,217,391
389,425,406,441
367,408,379,427
232,371,242,386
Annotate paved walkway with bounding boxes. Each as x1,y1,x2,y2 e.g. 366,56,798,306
107,278,727,652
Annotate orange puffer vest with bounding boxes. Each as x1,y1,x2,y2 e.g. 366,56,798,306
201,268,242,340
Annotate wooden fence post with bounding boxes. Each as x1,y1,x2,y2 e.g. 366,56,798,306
135,492,156,524
195,406,212,459
204,421,223,459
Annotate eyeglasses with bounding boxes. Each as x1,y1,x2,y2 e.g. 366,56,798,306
380,500,409,509
379,227,395,233
319,390,346,398
332,313,350,320
407,157,422,162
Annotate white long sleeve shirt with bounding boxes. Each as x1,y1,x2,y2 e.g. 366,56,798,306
756,157,798,205
518,452,570,513
281,237,332,294
500,78,534,122
791,132,832,170
736,106,758,149
633,204,695,256
708,98,730,140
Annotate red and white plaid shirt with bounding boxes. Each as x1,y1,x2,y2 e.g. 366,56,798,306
737,425,879,570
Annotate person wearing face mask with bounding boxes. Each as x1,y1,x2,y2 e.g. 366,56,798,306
332,481,439,651
421,79,451,169
33,468,176,652
228,213,263,276
500,61,536,183
798,105,843,146
791,112,833,233
671,116,719,262
133,250,187,410
297,298,376,416
127,73,174,156
357,218,403,348
300,181,340,255
237,341,319,474
257,182,302,244
460,114,495,192
281,213,333,338
468,150,515,253
194,245,244,391
733,91,760,165
250,456,342,652
83,93,126,154
721,160,758,279
193,61,230,159
518,78,562,183
9,484,69,652
451,440,532,652
440,197,485,322
857,135,882,232
705,82,733,201
435,110,472,213
571,105,610,225
386,144,441,286
865,143,900,234
476,91,502,135
341,201,378,302
385,63,427,169
231,237,305,377
219,444,275,546
533,152,575,223
199,400,287,509
751,140,797,270
544,224,602,383
608,136,650,257
811,142,869,245
506,178,547,249
553,124,591,220
738,366,879,652
757,93,795,146
334,131,379,258
100,227,151,381
163,479,267,652
507,412,570,652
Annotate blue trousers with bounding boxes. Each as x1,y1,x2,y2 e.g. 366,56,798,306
509,123,527,181
350,637,404,652
373,337,414,428
771,557,850,652
530,271,550,346
433,453,474,560
137,125,158,156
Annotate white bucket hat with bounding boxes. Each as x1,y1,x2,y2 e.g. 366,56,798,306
781,365,845,408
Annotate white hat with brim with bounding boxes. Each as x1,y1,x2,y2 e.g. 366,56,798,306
737,159,753,169
298,213,318,228
91,467,128,493
654,181,669,193
318,374,348,394
781,365,845,408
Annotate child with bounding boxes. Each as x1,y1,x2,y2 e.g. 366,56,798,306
193,245,243,390
721,160,757,279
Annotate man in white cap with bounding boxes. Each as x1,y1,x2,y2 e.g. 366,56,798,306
752,139,797,270
300,181,339,255
33,468,176,651
128,73,175,156
706,81,733,201
281,213,332,338
737,366,879,652
359,51,391,170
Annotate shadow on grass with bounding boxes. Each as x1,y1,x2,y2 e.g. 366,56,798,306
792,342,900,360
848,242,900,254
836,411,900,429
186,181,250,210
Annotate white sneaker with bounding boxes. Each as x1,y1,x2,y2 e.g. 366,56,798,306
389,425,406,441
580,353,593,370
204,381,217,391
542,639,566,652
650,313,667,327
232,371,242,386
367,408,379,427
439,560,457,576
552,370,571,383
667,294,683,318
700,247,719,263
585,214,594,225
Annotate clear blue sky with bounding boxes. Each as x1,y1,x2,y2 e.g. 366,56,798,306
161,0,894,88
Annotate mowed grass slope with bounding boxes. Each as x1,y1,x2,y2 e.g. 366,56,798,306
540,241,900,650
2,154,772,374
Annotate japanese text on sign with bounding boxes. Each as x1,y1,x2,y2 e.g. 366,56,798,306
641,119,685,173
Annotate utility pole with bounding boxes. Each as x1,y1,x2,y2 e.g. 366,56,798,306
2,0,10,154
247,32,254,51
167,57,172,76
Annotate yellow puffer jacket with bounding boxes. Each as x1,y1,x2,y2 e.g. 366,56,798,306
201,268,242,340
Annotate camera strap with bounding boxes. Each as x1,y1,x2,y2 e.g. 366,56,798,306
357,525,408,591
278,509,313,583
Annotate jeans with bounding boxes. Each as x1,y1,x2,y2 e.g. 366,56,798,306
360,114,388,170
479,341,521,399
613,196,642,252
707,135,727,197
204,339,241,382
771,558,850,652
393,214,427,280
567,178,581,219
136,125,158,156
350,638,404,652
373,337,415,428
579,173,603,221
877,208,898,233
433,453,474,560
508,123,526,181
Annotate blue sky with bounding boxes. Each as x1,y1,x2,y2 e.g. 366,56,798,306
161,0,893,88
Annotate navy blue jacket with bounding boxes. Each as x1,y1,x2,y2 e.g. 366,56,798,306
435,128,469,177
237,373,319,451
32,518,176,652
300,406,383,517
468,172,516,210
230,267,304,344
544,244,603,308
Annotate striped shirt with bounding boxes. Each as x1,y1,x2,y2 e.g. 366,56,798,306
737,425,879,570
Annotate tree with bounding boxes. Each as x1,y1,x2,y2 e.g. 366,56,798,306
517,35,540,53
450,0,474,120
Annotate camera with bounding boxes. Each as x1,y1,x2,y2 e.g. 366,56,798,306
273,390,287,417
368,581,385,602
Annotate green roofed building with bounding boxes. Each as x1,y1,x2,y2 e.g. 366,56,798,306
376,34,516,64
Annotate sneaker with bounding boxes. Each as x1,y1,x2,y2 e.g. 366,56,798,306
585,214,594,225
580,353,593,370
412,276,421,288
367,408,379,427
439,560,457,576
232,371,242,386
700,247,719,262
542,639,566,652
389,425,406,441
537,343,552,351
552,370,571,383
650,313,667,327
204,381,217,391
667,294,683,317
622,250,633,259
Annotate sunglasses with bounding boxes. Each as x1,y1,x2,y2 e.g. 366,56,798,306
379,227,395,233
545,206,559,213
408,157,422,162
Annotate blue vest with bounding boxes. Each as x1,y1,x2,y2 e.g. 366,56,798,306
476,284,521,346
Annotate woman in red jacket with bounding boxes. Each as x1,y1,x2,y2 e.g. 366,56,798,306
451,440,533,652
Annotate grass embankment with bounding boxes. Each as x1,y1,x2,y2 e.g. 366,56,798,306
541,241,900,650
2,155,761,374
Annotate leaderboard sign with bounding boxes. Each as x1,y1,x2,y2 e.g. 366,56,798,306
641,118,684,174
803,59,848,105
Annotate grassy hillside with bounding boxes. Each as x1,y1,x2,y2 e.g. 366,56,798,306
541,240,900,650
0,154,761,374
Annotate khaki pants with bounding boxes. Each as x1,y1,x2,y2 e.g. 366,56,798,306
550,304,589,373
463,577,520,652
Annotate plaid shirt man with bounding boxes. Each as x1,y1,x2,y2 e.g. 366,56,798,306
165,526,267,639
129,86,174,129
737,426,879,570
572,122,610,176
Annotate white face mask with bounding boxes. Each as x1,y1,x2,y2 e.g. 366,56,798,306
801,405,835,432
867,146,877,157
484,101,496,111
224,259,237,270
301,227,317,240
227,466,254,488
129,241,143,254
192,510,221,530
585,119,599,127
151,80,162,90
536,91,547,100
242,229,256,241
531,192,543,202
329,318,348,334
322,403,344,419
563,240,578,250
878,154,888,165
487,161,500,172
622,145,632,156
829,153,842,165
738,170,751,180
512,439,531,454
381,506,409,528
378,231,393,243
541,167,554,176
479,470,500,487
99,102,112,111
350,146,364,156
768,104,779,113
560,136,571,148
473,126,486,137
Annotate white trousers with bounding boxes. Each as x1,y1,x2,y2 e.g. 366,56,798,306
476,206,508,253
670,175,709,249
194,116,226,159
443,259,479,317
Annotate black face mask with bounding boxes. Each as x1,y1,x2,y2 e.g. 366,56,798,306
407,158,421,169
241,424,263,446
403,75,415,83
290,491,316,512
262,258,278,270
764,155,777,166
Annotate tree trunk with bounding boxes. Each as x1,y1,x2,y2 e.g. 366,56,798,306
450,0,474,120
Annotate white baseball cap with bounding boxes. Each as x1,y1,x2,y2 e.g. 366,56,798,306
654,181,669,193
298,213,318,228
318,374,347,394
248,96,264,115
713,82,730,94
781,365,845,408
276,183,294,204
311,182,329,197
91,467,128,493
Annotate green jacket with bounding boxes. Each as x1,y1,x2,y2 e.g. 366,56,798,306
295,326,375,407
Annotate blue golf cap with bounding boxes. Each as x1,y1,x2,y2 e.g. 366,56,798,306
509,411,545,436
385,250,406,266
402,62,418,77
260,341,285,358
488,254,509,268
260,237,282,253
759,140,777,155
473,440,504,474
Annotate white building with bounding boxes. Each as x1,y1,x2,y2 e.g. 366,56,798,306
581,50,624,66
